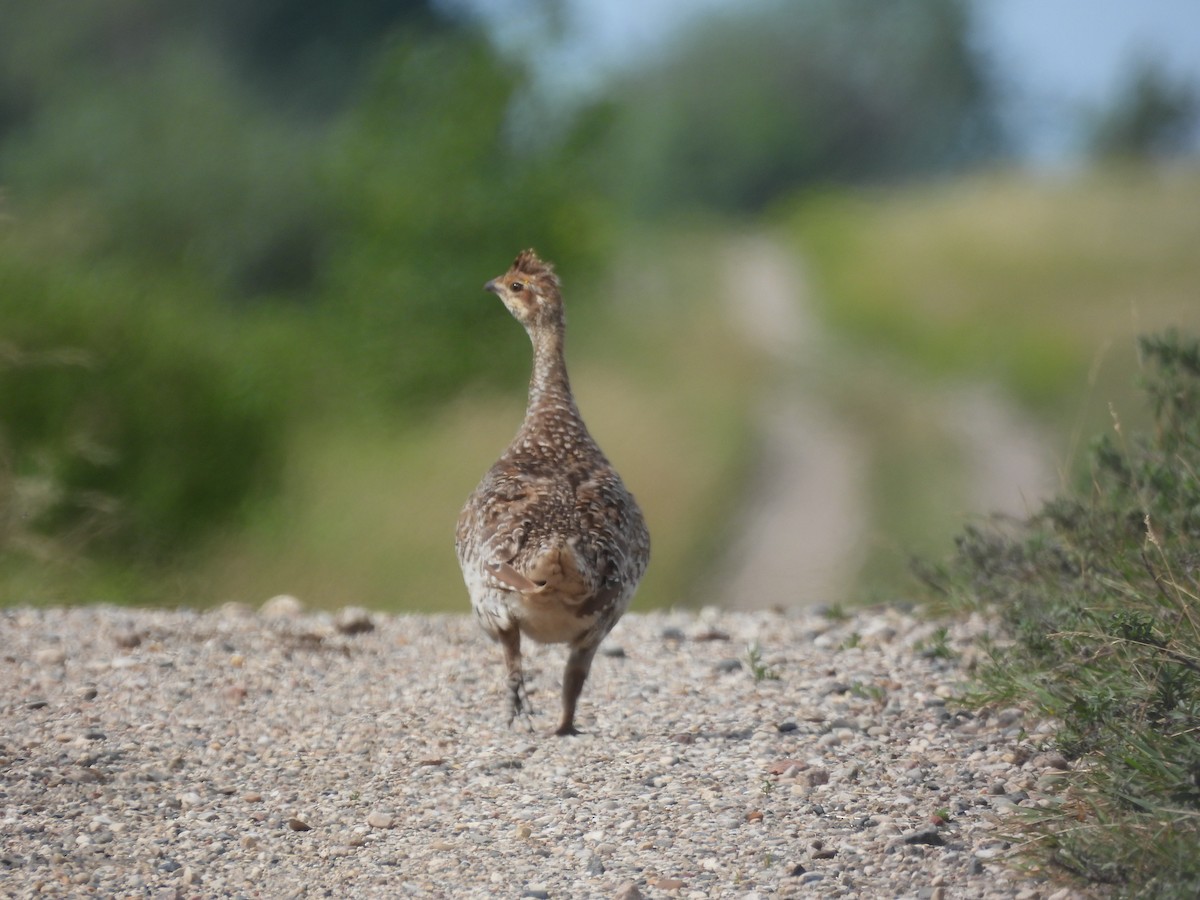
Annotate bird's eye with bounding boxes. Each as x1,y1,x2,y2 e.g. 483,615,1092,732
510,281,525,292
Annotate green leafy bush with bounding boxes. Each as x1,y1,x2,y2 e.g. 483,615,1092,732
0,256,289,560
923,329,1200,896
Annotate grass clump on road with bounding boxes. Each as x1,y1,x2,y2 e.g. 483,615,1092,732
923,330,1200,897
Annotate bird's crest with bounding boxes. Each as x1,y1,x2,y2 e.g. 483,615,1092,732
512,249,561,292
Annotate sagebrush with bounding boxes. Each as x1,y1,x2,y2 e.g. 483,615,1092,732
923,329,1200,897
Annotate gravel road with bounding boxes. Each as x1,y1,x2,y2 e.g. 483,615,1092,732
1,600,1084,899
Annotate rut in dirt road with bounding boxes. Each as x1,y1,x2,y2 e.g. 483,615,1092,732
710,234,1056,610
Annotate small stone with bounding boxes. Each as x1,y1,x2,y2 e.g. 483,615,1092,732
262,595,304,618
714,658,742,673
242,792,263,803
26,700,49,710
112,629,142,649
776,720,798,732
974,843,1006,860
660,627,686,642
767,759,806,776
287,817,311,832
521,890,550,899
746,810,764,823
601,645,626,658
996,707,1024,727
614,884,644,900
1030,751,1070,771
1037,772,1068,792
35,647,67,666
799,872,825,884
219,601,254,618
788,864,806,877
367,810,395,829
652,877,685,890
334,607,375,635
901,827,945,847
586,855,605,875
801,769,830,788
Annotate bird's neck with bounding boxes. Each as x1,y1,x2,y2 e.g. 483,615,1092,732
526,326,578,417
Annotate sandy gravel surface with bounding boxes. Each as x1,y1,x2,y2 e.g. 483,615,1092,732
1,601,1083,899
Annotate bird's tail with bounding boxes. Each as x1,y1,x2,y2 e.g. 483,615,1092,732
524,541,589,599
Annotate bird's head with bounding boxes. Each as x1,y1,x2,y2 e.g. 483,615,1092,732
484,249,563,331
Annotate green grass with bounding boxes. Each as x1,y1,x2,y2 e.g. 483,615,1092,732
790,164,1200,416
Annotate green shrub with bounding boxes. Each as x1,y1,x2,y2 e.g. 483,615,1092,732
0,255,288,560
922,329,1200,896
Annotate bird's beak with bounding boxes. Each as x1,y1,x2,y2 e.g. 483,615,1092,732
484,278,500,294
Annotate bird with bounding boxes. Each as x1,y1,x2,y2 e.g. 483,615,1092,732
455,249,650,736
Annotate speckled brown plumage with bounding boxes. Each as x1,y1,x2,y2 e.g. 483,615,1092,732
456,249,650,736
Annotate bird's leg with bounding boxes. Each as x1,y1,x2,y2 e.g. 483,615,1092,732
556,642,600,736
499,626,534,731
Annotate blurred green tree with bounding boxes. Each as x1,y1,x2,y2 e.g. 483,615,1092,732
1088,57,1199,160
597,0,1001,213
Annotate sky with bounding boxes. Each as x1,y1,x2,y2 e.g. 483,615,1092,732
449,0,1200,164
976,0,1200,162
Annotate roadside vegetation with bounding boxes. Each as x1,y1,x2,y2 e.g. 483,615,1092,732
920,331,1200,897
786,169,1200,894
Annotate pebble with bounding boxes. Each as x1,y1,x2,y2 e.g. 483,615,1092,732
0,604,1084,899
261,594,304,618
367,810,395,829
900,826,946,847
334,607,375,635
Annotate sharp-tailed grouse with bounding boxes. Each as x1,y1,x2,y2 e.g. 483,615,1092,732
456,249,650,736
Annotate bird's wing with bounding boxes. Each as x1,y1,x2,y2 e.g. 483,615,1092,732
459,462,604,598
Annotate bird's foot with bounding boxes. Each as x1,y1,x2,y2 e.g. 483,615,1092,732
507,676,535,733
